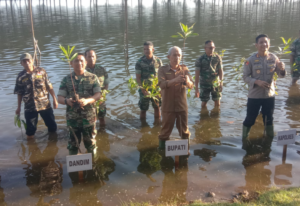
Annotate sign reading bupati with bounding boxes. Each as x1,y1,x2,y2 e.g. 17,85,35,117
277,130,296,146
66,153,93,173
166,139,189,157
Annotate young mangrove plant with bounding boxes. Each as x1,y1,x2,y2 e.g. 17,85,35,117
14,114,27,138
276,37,297,72
171,22,199,65
59,45,82,110
95,89,110,114
127,75,161,106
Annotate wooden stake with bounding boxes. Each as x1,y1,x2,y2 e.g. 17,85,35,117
175,156,179,171
282,144,287,164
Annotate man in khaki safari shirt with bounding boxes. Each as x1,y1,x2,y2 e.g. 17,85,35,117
157,46,194,149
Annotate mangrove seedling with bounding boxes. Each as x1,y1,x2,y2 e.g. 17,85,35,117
95,89,110,114
14,114,27,138
128,75,161,107
171,22,199,65
59,45,82,111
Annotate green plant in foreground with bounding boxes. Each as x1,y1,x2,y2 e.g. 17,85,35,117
14,115,27,130
59,45,78,95
95,89,110,114
171,22,199,65
128,75,161,105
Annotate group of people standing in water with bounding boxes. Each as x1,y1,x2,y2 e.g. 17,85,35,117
14,30,300,153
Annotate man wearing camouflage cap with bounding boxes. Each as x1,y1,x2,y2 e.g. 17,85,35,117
135,41,163,120
290,30,300,84
14,53,58,139
57,53,101,155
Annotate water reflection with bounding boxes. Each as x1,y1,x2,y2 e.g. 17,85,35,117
194,107,222,145
23,133,62,200
0,186,6,206
285,85,300,129
137,120,161,182
159,154,188,204
242,146,271,191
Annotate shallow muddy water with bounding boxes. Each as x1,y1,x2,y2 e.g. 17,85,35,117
0,0,300,205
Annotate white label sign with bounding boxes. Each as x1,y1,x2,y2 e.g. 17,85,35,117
277,130,296,146
66,153,93,173
166,139,189,157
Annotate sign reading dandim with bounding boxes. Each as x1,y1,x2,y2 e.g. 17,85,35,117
166,139,189,157
66,153,93,173
277,130,296,146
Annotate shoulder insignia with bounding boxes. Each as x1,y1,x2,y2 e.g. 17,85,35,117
245,61,249,66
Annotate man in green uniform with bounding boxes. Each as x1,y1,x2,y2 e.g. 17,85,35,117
57,53,101,155
85,49,109,126
135,41,163,119
14,53,58,139
195,40,223,108
290,30,300,84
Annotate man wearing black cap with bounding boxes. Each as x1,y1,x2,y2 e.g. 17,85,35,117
14,53,58,139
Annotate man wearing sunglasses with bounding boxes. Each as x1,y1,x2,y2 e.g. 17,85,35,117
195,40,223,108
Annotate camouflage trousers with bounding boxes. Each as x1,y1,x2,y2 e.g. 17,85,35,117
138,89,161,111
97,101,106,119
200,85,222,102
67,126,95,153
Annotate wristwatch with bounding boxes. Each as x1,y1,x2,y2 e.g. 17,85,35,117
64,98,67,105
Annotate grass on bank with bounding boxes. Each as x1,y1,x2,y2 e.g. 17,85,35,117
121,187,300,206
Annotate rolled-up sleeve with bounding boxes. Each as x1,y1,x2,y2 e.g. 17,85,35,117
93,76,101,94
158,67,168,90
57,77,68,97
103,67,109,85
14,75,24,95
243,58,256,89
135,61,142,74
44,71,53,90
275,57,286,78
195,57,201,71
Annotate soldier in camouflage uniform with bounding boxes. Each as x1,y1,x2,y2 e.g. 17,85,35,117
57,53,101,155
290,30,300,84
85,49,109,126
195,40,223,108
14,53,58,139
135,41,163,119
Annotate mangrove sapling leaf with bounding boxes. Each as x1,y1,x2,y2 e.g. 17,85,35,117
95,89,110,114
59,45,82,111
14,114,27,130
171,22,199,65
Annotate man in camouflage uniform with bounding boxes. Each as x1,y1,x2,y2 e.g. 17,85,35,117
14,53,58,139
85,49,109,126
290,30,300,84
195,40,223,108
57,53,101,155
135,41,163,119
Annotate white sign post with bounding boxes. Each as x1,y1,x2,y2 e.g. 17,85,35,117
165,139,189,170
277,129,297,163
165,139,189,157
66,153,93,173
277,130,296,146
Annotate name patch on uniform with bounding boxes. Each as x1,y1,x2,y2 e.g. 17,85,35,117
255,60,260,62
256,70,261,74
35,75,43,79
166,73,172,74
